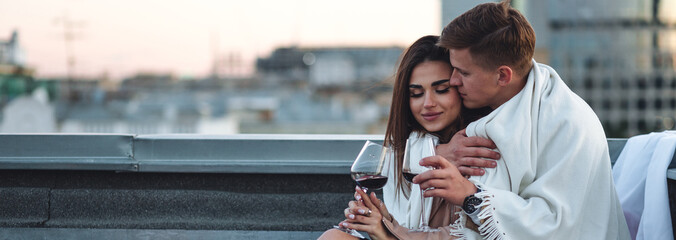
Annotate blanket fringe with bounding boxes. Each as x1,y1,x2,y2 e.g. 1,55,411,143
448,211,466,238
476,191,506,240
448,188,507,240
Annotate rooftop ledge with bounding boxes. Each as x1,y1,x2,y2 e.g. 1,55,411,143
0,134,671,178
0,134,381,174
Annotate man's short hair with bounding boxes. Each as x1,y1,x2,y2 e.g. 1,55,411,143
438,1,535,75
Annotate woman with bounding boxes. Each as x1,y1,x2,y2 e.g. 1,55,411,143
319,35,490,240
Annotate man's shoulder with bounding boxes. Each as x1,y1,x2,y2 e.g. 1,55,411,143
536,75,605,133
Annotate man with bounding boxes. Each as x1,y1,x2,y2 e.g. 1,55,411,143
413,1,631,239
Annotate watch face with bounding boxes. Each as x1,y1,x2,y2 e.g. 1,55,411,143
463,195,482,213
464,204,476,213
468,196,482,205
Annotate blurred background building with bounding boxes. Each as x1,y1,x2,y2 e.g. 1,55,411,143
0,30,25,66
0,1,674,137
547,0,676,137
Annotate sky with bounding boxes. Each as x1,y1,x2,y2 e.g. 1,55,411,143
0,0,441,80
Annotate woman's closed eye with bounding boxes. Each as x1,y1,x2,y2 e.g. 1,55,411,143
409,85,453,97
435,86,451,94
409,85,423,98
410,90,423,98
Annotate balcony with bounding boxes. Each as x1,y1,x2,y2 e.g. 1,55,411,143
0,134,673,239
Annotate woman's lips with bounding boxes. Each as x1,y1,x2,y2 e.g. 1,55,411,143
422,112,441,121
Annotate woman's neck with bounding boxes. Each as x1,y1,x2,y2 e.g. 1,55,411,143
432,123,458,144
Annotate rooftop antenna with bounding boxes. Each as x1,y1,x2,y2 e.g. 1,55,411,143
53,11,86,81
210,30,220,78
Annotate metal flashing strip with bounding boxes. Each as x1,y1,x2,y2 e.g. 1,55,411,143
134,134,383,174
0,134,135,171
0,134,383,174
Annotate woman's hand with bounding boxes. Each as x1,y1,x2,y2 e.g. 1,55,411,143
435,129,500,176
339,186,396,240
413,155,478,205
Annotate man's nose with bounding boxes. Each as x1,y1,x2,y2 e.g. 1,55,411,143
450,71,462,86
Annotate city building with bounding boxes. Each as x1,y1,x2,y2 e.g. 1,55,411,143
58,73,236,134
548,0,676,137
256,46,403,90
0,30,25,66
253,46,404,134
0,30,57,133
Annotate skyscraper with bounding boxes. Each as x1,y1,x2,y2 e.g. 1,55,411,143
549,0,676,137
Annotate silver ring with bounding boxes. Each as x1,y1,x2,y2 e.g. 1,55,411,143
366,209,372,217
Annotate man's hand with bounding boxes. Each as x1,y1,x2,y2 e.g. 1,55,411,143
413,155,477,205
436,129,500,176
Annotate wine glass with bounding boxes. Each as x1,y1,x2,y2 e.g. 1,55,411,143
335,140,389,238
350,140,389,193
402,137,439,232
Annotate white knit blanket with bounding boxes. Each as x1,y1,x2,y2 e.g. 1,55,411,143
612,131,675,240
450,60,630,240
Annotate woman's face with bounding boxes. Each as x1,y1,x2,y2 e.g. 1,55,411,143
409,60,461,133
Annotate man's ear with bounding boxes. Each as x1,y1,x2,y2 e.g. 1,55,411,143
496,66,513,86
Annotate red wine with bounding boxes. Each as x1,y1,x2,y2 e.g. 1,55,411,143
402,172,417,183
354,175,388,190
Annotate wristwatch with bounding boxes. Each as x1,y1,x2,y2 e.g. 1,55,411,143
462,186,483,214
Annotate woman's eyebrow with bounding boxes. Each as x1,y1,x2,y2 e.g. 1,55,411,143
408,84,422,89
431,79,450,86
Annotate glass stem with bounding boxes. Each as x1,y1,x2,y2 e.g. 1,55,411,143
420,188,427,228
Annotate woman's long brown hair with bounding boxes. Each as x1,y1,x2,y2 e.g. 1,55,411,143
384,35,491,195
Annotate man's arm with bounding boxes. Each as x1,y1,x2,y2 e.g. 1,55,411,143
413,155,478,205
436,129,501,176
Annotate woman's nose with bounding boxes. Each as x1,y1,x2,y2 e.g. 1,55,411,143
424,93,436,108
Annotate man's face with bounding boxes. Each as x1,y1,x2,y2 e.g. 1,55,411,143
448,48,501,109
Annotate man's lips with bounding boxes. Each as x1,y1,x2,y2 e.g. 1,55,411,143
422,112,441,121
457,88,467,97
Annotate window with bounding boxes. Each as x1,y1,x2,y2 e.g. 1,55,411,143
654,99,662,110
654,76,663,88
637,98,647,110
637,76,647,90
584,77,594,89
